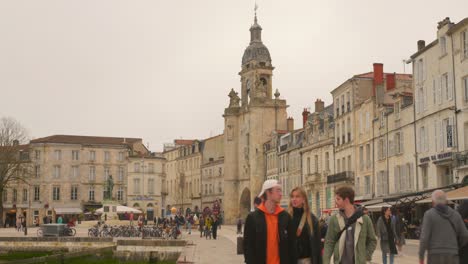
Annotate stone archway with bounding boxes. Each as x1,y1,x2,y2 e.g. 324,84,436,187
239,188,251,219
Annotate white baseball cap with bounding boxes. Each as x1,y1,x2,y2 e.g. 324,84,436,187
258,179,281,197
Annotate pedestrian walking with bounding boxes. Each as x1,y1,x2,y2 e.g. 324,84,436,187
376,206,398,264
243,179,295,264
212,215,219,240
237,217,243,234
129,212,134,225
288,186,322,264
187,214,193,235
205,215,212,239
419,190,468,264
323,186,377,264
392,208,406,256
199,216,205,238
57,215,63,224
457,199,468,264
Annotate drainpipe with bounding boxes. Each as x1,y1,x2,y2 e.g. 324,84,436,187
449,32,460,184
411,60,420,191
372,107,376,198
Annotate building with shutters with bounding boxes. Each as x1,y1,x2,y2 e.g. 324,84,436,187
410,18,459,189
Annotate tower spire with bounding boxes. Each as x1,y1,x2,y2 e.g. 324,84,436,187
254,1,258,23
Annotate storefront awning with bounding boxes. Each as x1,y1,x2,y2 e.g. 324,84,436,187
365,202,396,212
54,207,83,214
416,186,468,204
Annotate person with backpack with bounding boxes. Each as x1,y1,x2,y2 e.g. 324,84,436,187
323,186,377,264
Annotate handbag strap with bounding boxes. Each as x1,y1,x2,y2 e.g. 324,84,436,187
444,216,460,247
296,212,307,237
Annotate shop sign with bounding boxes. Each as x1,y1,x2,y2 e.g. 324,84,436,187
420,152,452,164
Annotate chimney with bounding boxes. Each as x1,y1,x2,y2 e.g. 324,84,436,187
287,117,294,132
373,63,384,104
373,63,384,86
417,40,426,51
302,108,310,128
315,99,325,113
386,73,396,91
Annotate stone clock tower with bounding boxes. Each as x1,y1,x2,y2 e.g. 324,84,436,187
223,14,288,223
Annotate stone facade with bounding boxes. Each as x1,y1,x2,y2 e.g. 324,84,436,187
163,140,202,215
2,135,147,226
301,100,335,214
200,135,224,211
127,155,165,219
223,14,288,223
411,18,460,189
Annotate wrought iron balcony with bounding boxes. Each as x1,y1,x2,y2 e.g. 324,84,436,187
327,171,354,184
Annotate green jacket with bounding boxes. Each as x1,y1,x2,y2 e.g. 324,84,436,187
323,213,377,264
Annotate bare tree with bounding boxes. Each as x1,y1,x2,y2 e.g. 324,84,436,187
0,117,31,226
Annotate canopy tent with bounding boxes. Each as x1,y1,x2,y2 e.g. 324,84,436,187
54,207,83,214
416,185,468,204
95,205,142,214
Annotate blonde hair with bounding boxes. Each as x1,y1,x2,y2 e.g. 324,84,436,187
287,187,314,235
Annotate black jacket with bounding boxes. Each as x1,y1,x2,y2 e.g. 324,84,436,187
243,209,296,264
290,210,323,264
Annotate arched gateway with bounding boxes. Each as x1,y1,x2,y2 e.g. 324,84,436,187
239,188,251,219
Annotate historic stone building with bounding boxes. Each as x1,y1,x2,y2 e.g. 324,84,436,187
223,14,288,223
200,134,224,211
2,135,148,226
411,18,460,189
301,99,335,215
446,18,468,184
127,154,165,219
351,64,414,199
163,140,202,215
330,71,373,192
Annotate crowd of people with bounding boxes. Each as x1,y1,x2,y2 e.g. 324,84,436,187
242,179,468,264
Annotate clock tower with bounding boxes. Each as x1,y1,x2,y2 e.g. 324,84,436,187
223,13,288,223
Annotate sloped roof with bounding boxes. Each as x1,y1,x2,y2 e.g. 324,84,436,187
30,135,141,145
354,72,413,81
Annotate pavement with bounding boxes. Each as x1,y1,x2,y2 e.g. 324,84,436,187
0,222,421,264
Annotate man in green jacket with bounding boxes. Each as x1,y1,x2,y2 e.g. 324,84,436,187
323,186,377,264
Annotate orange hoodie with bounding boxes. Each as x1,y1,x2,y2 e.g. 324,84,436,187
257,203,284,264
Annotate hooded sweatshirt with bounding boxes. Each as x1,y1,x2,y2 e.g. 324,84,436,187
257,202,284,264
419,204,468,259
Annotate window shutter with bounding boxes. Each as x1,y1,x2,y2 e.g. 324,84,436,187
394,166,400,193
415,89,420,113
450,116,456,147
384,137,387,158
425,127,429,152
448,73,453,100
408,163,413,189
389,140,394,156
434,121,438,152
423,59,427,81
417,129,421,152
401,165,407,191
440,121,444,150
438,76,442,105
400,132,404,154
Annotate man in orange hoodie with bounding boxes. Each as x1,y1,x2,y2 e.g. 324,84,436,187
243,179,296,264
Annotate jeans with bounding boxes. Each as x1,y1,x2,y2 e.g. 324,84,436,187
382,253,394,264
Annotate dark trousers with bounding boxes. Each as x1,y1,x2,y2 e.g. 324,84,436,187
212,226,217,239
428,254,459,264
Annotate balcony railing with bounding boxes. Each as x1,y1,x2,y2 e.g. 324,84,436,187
305,172,321,183
327,171,354,184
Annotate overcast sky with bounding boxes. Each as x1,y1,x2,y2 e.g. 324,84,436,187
1,1,467,152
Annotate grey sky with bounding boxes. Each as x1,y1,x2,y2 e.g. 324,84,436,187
1,0,467,152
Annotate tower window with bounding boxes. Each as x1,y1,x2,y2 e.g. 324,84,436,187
259,62,265,67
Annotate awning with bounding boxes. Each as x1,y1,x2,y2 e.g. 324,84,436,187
365,202,396,212
95,205,142,214
54,207,83,214
416,186,468,204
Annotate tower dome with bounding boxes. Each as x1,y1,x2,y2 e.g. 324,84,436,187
241,15,272,66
